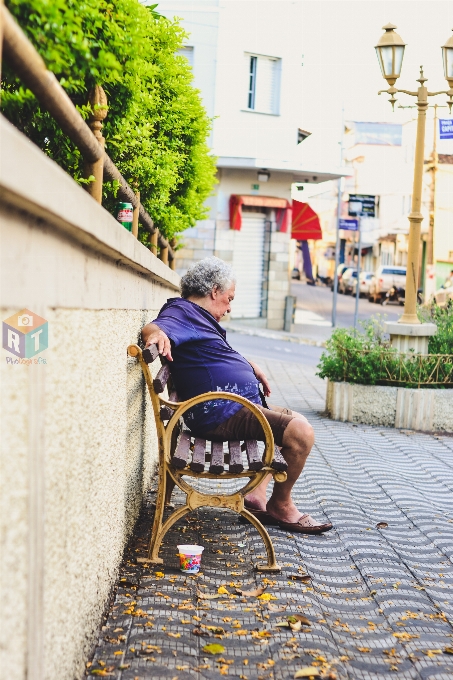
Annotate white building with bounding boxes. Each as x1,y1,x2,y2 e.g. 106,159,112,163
154,0,342,328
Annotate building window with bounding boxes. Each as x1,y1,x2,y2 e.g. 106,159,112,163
248,56,257,109
246,54,281,115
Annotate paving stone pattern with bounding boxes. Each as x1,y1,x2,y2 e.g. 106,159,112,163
88,357,453,680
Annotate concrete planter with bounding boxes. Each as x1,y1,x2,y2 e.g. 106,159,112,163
326,380,453,432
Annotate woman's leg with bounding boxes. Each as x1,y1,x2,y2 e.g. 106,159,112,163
245,406,310,512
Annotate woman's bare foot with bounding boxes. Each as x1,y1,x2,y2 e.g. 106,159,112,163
266,498,301,523
244,494,267,512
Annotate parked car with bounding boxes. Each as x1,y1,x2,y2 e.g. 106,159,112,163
433,279,453,306
330,264,350,291
339,268,358,294
351,271,374,298
369,266,406,303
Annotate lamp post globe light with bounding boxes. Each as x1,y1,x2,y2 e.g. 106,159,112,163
374,24,453,353
375,23,406,89
442,30,453,86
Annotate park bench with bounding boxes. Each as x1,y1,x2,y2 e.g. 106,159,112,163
127,343,288,572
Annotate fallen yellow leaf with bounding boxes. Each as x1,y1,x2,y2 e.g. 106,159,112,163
203,643,225,654
393,633,419,641
294,667,321,678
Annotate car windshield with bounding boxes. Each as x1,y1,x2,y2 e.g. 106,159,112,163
382,268,406,275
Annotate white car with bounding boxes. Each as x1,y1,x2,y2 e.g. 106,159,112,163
369,266,407,303
433,279,453,307
351,271,374,298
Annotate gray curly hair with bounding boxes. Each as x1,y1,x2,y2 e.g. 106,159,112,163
180,257,236,299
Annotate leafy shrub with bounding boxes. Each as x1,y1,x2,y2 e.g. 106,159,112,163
419,301,453,354
317,313,453,388
2,0,216,242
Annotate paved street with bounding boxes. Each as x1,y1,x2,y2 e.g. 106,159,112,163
290,282,402,344
88,342,453,680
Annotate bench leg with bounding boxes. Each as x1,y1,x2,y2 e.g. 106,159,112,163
140,504,192,564
240,508,281,573
164,472,176,506
137,463,169,565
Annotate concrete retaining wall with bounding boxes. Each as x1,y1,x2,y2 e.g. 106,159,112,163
0,116,179,680
326,380,453,432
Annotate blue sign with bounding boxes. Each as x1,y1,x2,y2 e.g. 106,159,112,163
352,122,402,146
439,119,453,139
339,218,358,231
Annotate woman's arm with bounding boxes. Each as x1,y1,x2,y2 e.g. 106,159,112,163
248,360,271,397
141,323,173,361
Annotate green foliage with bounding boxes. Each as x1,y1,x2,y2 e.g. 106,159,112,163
316,314,453,389
316,317,392,386
419,301,453,354
2,0,216,240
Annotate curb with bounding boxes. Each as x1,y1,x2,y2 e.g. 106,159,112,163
222,323,328,348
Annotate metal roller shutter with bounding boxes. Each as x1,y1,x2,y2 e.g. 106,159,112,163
231,213,266,318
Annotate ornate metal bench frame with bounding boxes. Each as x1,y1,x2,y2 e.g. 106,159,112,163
128,343,288,572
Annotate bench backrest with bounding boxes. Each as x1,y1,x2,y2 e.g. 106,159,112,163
143,343,172,394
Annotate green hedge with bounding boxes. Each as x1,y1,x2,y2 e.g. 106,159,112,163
316,304,453,388
2,0,216,242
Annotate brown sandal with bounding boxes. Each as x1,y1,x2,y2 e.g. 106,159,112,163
275,513,333,535
241,507,279,525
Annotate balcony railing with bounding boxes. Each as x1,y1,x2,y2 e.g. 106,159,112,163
0,5,175,267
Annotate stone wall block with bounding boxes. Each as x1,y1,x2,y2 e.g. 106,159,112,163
326,381,452,432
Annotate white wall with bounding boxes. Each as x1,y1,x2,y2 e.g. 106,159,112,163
212,1,304,161
0,117,179,680
156,0,305,163
435,163,453,264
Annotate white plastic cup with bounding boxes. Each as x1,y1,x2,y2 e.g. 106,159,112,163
177,544,204,573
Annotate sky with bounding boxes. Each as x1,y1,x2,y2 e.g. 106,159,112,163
292,0,453,170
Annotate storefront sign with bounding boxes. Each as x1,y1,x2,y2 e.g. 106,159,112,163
348,194,376,217
439,119,453,139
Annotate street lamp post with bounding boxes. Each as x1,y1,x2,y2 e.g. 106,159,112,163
374,24,453,352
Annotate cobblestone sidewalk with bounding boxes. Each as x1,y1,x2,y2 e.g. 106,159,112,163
88,357,453,680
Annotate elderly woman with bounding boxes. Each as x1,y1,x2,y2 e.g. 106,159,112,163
142,257,332,534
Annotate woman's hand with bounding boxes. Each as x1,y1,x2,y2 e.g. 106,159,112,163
249,361,271,397
141,323,173,361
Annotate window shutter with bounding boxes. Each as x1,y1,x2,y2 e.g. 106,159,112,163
255,57,277,114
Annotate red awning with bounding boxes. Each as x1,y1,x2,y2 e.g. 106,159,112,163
291,200,322,240
229,195,291,231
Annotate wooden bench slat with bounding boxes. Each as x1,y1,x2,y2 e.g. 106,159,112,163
172,431,191,469
159,391,179,421
228,440,243,473
153,363,171,393
142,344,159,364
245,440,263,471
190,438,207,472
209,441,225,474
270,445,288,472
160,404,173,420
